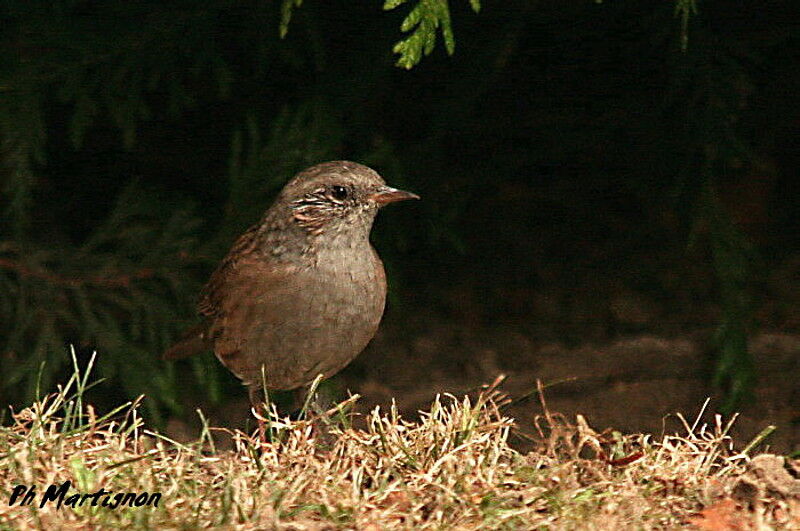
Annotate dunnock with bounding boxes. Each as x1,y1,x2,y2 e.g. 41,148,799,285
165,161,418,422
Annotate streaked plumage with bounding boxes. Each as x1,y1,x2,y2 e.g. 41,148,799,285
164,161,418,410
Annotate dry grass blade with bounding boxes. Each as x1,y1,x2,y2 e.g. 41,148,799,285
1,359,797,529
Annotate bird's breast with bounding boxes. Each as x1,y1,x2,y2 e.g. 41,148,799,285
212,239,388,390
307,244,387,319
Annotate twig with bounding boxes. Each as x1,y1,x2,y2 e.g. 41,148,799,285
0,256,154,288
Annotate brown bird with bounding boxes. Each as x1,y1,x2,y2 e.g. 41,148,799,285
164,161,418,422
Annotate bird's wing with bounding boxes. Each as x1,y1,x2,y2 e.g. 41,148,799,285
198,223,264,318
163,228,264,360
199,235,304,383
162,321,209,360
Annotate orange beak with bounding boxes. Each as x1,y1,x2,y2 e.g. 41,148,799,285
370,186,420,205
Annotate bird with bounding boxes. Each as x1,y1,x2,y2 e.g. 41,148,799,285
164,160,418,426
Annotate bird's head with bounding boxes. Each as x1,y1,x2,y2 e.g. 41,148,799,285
281,161,418,237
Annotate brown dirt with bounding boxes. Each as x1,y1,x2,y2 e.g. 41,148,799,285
344,313,800,455
167,250,800,456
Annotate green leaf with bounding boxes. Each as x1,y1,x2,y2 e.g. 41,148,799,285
386,0,478,69
674,0,699,52
280,0,304,39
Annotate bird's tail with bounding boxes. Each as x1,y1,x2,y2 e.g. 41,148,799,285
163,322,209,360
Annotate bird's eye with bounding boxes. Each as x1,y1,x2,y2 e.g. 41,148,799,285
330,185,349,201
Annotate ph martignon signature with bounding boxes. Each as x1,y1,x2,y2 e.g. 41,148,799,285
9,481,161,510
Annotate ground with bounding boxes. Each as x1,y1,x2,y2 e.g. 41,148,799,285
166,250,800,458
3,371,799,529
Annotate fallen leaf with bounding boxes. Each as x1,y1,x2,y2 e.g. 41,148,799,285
688,498,751,531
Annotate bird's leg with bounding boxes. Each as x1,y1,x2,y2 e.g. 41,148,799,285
294,379,332,419
294,380,335,446
248,385,269,443
290,387,307,420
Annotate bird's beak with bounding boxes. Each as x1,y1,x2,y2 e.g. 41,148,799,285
370,186,420,205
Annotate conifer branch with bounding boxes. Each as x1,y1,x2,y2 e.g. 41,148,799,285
385,0,481,69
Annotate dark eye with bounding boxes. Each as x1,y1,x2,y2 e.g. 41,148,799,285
330,185,349,200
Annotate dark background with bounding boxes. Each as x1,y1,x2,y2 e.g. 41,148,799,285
1,0,798,452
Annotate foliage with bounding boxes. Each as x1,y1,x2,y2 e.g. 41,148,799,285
0,188,205,419
0,92,46,238
674,0,699,51
384,0,481,69
704,180,757,413
280,0,305,38
671,32,763,412
0,0,795,419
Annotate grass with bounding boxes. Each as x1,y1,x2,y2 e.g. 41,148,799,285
0,353,798,529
